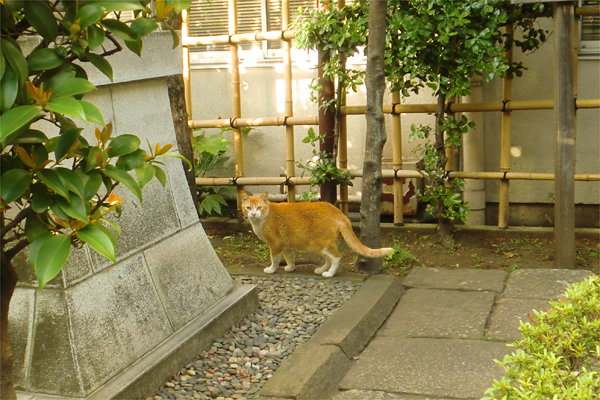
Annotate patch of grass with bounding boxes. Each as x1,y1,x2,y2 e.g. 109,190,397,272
254,243,270,263
384,245,419,270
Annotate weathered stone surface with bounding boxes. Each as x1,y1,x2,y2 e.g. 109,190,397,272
381,288,496,339
8,289,35,390
143,223,234,331
259,343,350,400
310,274,404,358
64,254,173,393
488,297,553,342
503,268,593,299
333,389,436,400
403,267,507,293
339,337,511,400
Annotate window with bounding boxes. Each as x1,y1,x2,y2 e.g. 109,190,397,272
580,0,600,57
188,0,316,62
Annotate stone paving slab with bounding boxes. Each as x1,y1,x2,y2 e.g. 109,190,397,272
339,337,511,400
333,389,453,400
503,269,593,299
487,297,553,342
403,268,507,293
381,289,496,339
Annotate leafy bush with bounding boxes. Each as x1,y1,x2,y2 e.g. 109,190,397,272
484,275,600,400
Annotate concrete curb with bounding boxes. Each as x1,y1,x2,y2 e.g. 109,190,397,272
258,275,404,400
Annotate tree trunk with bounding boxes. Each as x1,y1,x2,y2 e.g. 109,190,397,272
318,50,337,204
435,91,454,247
356,0,387,275
1,253,18,400
166,75,198,210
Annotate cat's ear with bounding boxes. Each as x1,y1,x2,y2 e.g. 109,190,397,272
241,191,248,201
260,191,269,200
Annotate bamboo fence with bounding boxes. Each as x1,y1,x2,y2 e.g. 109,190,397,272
183,1,600,227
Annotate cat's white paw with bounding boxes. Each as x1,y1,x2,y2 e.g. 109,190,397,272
314,266,327,275
284,265,296,272
322,271,335,278
264,266,277,274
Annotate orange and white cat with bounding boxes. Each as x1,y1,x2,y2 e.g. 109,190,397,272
241,191,394,278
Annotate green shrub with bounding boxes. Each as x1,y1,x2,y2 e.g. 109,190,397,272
483,275,600,400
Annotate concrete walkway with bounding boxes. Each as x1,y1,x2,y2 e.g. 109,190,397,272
258,267,595,400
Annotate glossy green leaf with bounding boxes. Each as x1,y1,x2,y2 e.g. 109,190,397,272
85,147,108,172
158,151,192,169
25,211,49,243
50,200,71,221
0,49,5,80
87,25,105,51
0,63,18,113
135,163,155,189
27,48,63,72
54,167,84,199
55,128,82,162
12,130,49,145
76,223,116,262
85,53,113,81
1,37,27,83
124,38,143,56
0,169,32,204
129,18,158,38
43,68,77,91
36,168,70,199
154,165,167,187
29,232,71,289
56,192,88,223
103,164,142,203
75,4,104,29
24,0,59,42
100,19,137,41
173,0,192,14
31,189,53,213
80,170,103,201
50,77,96,99
0,105,42,145
78,100,105,126
90,0,146,12
101,219,121,237
167,25,180,49
116,148,145,171
107,134,140,157
46,97,86,122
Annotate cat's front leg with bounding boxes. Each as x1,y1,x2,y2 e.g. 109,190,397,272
264,249,282,274
282,249,296,272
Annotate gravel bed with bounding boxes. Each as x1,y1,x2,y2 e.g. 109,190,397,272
149,275,362,400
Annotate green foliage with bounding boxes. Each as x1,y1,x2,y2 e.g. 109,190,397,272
297,128,353,199
484,275,600,400
0,0,191,288
191,126,239,216
384,245,418,269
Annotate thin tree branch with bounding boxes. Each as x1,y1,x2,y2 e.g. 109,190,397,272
4,238,31,262
1,207,31,239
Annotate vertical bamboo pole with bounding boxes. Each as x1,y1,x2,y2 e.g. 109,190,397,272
498,24,514,229
444,97,456,172
282,0,295,203
338,0,348,214
553,2,576,269
229,0,244,217
182,9,193,141
391,90,404,225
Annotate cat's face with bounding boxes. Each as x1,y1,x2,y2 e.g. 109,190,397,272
241,191,269,221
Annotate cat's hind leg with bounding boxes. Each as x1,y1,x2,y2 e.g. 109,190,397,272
314,259,331,275
283,249,296,272
264,246,283,274
320,247,341,278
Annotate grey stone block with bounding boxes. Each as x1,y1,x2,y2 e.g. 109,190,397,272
166,157,199,229
487,297,553,342
503,269,594,299
8,288,35,390
143,222,234,331
333,389,443,400
403,267,507,293
310,274,404,358
339,337,511,400
259,343,351,400
381,288,496,339
64,254,173,394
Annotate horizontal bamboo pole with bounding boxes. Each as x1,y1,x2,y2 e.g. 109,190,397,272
196,176,311,186
344,99,600,116
189,116,319,129
576,5,600,16
186,30,296,46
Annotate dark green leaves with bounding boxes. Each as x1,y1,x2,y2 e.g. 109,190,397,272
23,0,58,42
1,38,27,83
55,128,83,162
107,134,141,157
100,19,138,42
27,48,64,72
50,77,96,99
75,4,104,29
85,53,113,81
76,223,117,263
29,232,71,289
0,169,32,204
0,105,42,146
103,165,142,203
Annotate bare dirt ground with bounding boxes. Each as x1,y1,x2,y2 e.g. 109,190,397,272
202,219,600,278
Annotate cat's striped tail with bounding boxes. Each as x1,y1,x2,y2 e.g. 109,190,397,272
338,217,394,258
